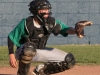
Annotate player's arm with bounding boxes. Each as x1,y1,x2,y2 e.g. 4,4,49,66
66,27,76,34
55,20,92,38
8,36,18,68
8,36,14,54
8,19,27,68
53,19,76,37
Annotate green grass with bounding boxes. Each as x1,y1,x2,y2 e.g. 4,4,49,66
0,45,100,67
0,46,9,67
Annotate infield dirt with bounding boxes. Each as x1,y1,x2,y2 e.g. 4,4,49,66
0,65,100,75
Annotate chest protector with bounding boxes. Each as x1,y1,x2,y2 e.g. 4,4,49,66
25,16,55,49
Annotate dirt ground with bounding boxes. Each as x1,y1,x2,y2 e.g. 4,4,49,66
0,65,100,75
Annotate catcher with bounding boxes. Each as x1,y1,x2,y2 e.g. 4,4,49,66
7,0,92,75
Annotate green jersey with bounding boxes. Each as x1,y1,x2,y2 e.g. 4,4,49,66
8,19,69,47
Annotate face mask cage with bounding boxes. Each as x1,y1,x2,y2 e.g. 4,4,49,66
29,0,52,22
29,0,51,14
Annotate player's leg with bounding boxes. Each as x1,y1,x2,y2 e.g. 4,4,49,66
32,48,75,75
16,42,36,75
41,53,75,74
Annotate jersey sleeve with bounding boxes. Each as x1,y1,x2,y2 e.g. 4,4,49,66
8,19,28,47
55,20,69,37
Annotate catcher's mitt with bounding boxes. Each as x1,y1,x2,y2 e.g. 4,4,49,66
75,20,93,38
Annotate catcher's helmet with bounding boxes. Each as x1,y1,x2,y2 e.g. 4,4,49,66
29,0,51,15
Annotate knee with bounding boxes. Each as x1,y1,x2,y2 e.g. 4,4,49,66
65,53,76,69
20,42,36,64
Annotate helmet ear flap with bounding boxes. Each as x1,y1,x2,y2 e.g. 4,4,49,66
28,1,36,15
29,7,33,14
29,6,37,15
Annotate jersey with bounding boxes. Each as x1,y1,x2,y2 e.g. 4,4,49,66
8,17,69,47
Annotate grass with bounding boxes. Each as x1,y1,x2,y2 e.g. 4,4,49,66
0,46,9,67
0,45,100,67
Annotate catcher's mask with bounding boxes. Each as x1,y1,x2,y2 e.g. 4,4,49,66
29,0,52,22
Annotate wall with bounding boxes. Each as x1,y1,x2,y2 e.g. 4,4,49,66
0,0,100,45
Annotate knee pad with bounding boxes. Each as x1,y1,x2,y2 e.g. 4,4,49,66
65,53,76,69
19,42,36,64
